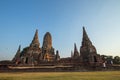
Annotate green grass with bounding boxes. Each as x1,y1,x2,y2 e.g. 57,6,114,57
0,71,120,80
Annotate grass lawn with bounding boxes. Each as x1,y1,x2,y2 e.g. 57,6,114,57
0,71,120,80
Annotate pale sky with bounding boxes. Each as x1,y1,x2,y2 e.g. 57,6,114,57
0,0,120,60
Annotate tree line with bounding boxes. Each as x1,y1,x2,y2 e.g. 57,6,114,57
101,55,120,65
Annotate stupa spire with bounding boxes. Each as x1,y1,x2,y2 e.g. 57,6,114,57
73,43,79,57
82,27,92,46
74,43,78,53
71,50,73,57
17,45,21,52
12,45,21,62
30,29,40,47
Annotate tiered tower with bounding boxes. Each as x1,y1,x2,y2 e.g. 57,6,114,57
30,29,40,48
80,27,102,66
42,32,55,61
73,43,79,58
12,45,21,64
20,29,41,65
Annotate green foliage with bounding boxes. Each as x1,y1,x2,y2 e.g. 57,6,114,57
101,55,120,64
0,71,120,80
113,56,120,64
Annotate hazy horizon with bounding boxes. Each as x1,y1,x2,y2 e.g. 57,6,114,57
0,0,120,60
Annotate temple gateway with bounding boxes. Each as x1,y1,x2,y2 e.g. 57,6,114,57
12,27,102,67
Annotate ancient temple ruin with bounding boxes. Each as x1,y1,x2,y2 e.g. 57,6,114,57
1,27,120,72
12,27,102,67
12,30,60,65
80,27,102,66
70,27,102,66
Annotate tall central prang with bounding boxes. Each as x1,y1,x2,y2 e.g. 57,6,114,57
42,32,56,61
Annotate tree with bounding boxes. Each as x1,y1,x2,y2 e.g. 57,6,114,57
113,56,120,64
